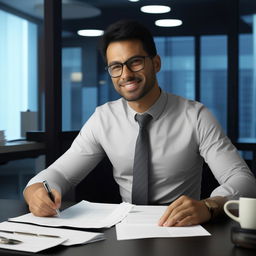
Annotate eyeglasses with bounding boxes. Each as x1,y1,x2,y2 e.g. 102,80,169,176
106,56,152,78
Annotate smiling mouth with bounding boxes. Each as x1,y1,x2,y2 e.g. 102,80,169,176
119,77,142,90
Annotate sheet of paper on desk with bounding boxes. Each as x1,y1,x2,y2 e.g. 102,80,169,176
0,225,67,253
0,221,104,246
9,200,133,229
116,205,211,240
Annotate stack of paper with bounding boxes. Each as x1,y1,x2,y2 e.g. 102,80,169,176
0,223,67,253
9,200,133,229
2,200,133,253
2,200,211,251
0,222,104,247
116,205,211,240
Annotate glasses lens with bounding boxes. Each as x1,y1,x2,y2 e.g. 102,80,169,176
127,57,145,72
108,64,122,77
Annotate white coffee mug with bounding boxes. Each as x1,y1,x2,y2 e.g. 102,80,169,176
224,197,256,230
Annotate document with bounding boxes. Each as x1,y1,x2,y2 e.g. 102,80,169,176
0,224,67,253
115,205,211,240
0,221,104,247
9,200,133,229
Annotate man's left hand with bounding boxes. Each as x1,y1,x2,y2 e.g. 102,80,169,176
158,195,211,227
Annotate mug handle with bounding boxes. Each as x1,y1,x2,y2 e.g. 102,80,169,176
224,200,240,222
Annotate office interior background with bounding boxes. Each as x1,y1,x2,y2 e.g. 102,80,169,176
0,0,255,200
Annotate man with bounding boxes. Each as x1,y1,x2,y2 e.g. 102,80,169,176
24,20,256,227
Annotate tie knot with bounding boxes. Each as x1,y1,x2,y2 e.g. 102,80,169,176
135,113,152,129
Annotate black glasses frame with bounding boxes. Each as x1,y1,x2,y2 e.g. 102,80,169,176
105,55,152,78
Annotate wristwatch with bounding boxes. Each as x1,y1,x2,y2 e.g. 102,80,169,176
203,199,220,219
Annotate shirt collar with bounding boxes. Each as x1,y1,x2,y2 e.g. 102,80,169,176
126,89,168,122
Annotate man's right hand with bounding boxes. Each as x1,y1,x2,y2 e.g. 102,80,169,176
24,183,61,217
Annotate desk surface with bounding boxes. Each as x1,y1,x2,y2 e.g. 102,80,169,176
0,199,254,256
0,141,45,154
0,141,45,163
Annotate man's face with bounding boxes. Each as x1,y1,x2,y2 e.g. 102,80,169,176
106,39,160,102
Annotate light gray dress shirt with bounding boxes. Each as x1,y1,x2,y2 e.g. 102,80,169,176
27,91,256,204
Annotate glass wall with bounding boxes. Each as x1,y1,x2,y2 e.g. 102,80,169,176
0,10,38,140
62,47,83,131
200,35,228,132
62,44,111,131
0,8,40,199
239,17,256,142
155,37,195,100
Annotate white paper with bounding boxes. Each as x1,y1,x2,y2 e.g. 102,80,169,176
9,200,133,229
0,223,67,253
0,221,104,247
116,205,211,240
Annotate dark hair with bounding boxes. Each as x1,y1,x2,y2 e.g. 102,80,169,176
100,19,157,62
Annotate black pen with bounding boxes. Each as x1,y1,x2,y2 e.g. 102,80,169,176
43,180,61,217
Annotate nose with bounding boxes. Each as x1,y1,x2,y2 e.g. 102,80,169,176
120,64,134,79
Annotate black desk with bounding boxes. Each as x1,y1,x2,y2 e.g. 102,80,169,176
0,141,45,163
0,199,255,256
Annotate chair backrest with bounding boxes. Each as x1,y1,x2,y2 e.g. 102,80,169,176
200,163,219,199
75,157,122,203
76,158,220,203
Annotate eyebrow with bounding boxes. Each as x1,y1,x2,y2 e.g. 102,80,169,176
108,55,144,66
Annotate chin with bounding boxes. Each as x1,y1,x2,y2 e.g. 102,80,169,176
124,91,148,102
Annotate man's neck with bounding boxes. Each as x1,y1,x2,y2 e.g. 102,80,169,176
128,86,161,113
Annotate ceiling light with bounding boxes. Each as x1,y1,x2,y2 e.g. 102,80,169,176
128,0,140,2
140,5,171,14
77,29,104,37
155,19,183,27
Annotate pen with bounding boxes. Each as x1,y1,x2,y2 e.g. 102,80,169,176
0,230,60,238
42,180,61,217
0,235,22,244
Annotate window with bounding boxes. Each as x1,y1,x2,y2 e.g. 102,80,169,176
0,10,38,140
239,29,256,142
155,37,195,100
62,47,83,131
62,44,120,131
200,35,228,132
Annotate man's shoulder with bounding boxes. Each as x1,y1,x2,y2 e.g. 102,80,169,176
165,92,204,112
95,97,126,115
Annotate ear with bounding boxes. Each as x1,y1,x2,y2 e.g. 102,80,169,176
153,55,161,73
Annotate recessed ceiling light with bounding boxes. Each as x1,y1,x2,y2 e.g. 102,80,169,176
77,29,104,37
140,5,171,14
155,19,183,27
128,0,140,2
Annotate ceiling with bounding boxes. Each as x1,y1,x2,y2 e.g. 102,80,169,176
0,0,255,37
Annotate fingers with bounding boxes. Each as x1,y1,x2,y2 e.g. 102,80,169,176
25,183,61,217
158,195,210,227
172,216,194,227
158,197,183,226
30,188,57,216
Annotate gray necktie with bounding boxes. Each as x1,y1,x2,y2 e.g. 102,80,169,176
132,113,152,205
